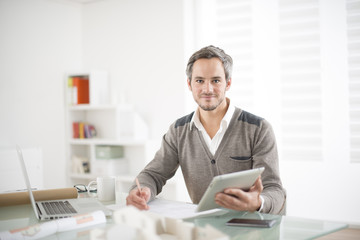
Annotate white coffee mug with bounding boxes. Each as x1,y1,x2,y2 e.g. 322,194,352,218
87,176,115,202
115,176,129,206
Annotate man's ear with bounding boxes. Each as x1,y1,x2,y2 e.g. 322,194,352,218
226,78,232,91
187,78,192,90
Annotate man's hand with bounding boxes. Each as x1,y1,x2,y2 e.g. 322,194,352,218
126,187,151,210
214,177,263,212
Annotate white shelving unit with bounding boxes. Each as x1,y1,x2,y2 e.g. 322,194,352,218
64,72,151,190
64,71,186,202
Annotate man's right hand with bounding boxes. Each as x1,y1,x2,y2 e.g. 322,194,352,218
126,187,151,210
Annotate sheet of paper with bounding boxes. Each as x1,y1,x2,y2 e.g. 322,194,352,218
0,210,106,240
147,198,227,219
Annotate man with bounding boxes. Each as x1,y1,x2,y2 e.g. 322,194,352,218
126,46,286,215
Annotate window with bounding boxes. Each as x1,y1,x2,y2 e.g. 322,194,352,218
193,0,355,162
348,0,360,163
279,0,322,161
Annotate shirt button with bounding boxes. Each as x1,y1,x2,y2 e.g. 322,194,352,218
211,159,216,164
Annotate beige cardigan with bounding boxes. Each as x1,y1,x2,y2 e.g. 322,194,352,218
132,108,286,215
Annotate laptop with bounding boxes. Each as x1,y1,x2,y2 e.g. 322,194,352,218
16,146,112,221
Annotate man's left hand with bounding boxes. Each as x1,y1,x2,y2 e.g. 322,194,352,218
214,176,263,212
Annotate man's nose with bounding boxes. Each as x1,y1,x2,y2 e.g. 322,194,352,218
203,81,213,93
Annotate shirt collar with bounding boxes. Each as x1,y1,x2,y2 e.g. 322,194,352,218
190,98,235,131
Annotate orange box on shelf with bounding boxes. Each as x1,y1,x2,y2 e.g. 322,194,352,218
72,76,89,104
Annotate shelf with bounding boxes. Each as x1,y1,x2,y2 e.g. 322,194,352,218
65,72,151,188
69,138,147,146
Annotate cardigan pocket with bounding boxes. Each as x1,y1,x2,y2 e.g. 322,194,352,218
230,156,252,161
224,156,253,172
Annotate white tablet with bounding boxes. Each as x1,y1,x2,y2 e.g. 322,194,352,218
196,167,265,212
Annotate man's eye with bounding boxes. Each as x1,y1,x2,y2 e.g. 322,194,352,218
196,80,203,83
213,79,220,83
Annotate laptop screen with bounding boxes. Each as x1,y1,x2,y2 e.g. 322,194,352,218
16,145,40,220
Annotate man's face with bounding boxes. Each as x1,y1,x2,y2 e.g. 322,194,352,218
188,58,231,111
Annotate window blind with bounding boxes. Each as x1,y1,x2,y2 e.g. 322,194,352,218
215,0,254,110
196,0,326,162
348,0,360,162
279,0,323,161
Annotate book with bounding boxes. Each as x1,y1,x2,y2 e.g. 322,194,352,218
67,77,74,105
68,77,78,105
79,122,85,139
89,125,97,137
72,76,89,104
72,122,96,139
72,122,79,138
84,124,91,138
72,155,89,174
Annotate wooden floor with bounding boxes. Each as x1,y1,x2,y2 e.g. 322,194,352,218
317,228,360,240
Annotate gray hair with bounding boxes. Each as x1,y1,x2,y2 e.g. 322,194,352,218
186,45,233,82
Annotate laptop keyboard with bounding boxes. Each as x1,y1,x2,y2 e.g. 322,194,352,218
41,201,77,215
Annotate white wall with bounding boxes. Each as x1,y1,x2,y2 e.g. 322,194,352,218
0,0,82,188
81,0,190,202
83,0,189,201
82,0,187,140
0,0,188,189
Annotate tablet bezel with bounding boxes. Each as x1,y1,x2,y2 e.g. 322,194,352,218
196,167,265,212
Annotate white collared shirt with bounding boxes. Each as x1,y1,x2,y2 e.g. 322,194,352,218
190,99,235,155
189,98,265,212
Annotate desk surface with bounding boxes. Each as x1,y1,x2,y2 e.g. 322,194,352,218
0,203,347,240
186,210,347,240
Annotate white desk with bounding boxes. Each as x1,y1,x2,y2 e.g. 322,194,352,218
0,202,348,240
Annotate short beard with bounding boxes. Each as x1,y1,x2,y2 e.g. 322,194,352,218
199,105,218,111
197,96,225,111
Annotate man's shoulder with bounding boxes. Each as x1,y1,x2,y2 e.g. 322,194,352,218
174,112,195,128
172,108,266,129
235,108,264,127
